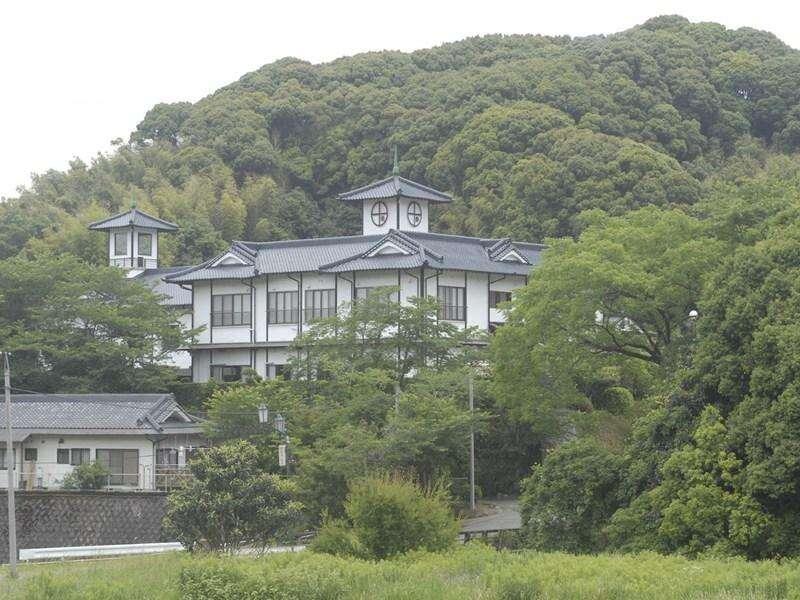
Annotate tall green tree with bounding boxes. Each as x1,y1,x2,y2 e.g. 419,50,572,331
492,207,725,428
0,254,191,392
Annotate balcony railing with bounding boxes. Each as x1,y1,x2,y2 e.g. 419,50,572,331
155,466,193,491
110,257,158,269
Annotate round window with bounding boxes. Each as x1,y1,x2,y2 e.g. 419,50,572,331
407,201,422,227
370,201,388,227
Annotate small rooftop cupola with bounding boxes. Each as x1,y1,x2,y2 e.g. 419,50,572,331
88,202,178,275
336,148,452,235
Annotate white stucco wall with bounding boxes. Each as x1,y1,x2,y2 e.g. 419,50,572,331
1,433,202,491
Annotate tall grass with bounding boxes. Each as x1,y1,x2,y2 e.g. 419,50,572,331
4,544,800,599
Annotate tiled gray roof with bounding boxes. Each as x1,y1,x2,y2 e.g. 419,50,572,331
165,231,544,282
88,208,179,231
0,394,202,436
337,175,452,203
133,267,193,306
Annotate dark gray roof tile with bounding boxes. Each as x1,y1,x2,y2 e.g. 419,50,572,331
88,208,178,231
337,176,452,203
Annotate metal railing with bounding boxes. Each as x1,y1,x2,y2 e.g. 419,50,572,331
154,466,193,491
110,257,158,269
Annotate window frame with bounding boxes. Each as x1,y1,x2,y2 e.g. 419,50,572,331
138,232,153,256
23,448,37,462
267,290,299,324
0,448,15,470
370,201,388,227
71,448,90,466
113,231,128,256
57,448,70,465
304,288,336,322
211,365,243,382
407,201,423,227
489,290,513,309
96,448,139,486
211,293,252,327
437,285,466,321
355,286,399,304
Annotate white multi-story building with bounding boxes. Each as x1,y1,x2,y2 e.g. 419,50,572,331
92,166,544,383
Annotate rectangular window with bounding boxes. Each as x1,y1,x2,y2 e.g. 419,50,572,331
489,290,512,308
211,293,251,327
71,448,90,466
157,448,179,467
138,232,152,256
211,365,243,382
57,448,70,465
268,291,299,324
355,287,399,303
304,289,336,321
24,448,37,462
438,286,466,321
96,449,139,486
0,448,16,470
114,231,128,255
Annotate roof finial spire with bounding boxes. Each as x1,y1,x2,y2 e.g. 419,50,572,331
392,145,399,176
130,191,137,211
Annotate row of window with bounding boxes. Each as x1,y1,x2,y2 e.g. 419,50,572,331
211,288,512,327
113,231,152,256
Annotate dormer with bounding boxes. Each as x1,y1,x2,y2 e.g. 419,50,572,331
336,151,452,235
89,206,178,275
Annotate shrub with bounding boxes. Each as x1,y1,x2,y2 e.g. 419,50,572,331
164,440,303,553
60,462,110,490
519,438,624,553
307,516,365,558
313,474,459,560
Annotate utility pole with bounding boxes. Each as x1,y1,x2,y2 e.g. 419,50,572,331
4,352,17,577
468,372,476,512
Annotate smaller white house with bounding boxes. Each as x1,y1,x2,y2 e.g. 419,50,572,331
0,394,206,491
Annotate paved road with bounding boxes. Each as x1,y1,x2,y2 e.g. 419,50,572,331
461,498,520,533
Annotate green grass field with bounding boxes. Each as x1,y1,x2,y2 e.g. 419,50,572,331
3,544,800,599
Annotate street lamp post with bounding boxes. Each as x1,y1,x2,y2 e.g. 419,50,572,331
258,405,290,474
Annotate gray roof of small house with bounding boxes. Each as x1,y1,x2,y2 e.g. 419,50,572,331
164,230,544,283
0,394,204,439
88,208,179,232
132,267,193,307
337,175,452,203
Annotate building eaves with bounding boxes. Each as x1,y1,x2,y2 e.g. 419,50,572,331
88,208,179,232
336,175,452,203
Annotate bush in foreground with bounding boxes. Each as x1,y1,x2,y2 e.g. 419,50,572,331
520,438,624,553
9,544,800,599
60,461,110,490
163,441,303,553
310,474,459,559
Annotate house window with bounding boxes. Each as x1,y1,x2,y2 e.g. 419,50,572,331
355,287,399,303
71,448,90,466
211,365,243,382
114,232,128,255
96,449,139,486
438,286,466,321
157,448,179,467
304,289,336,321
489,290,512,308
138,232,152,256
0,448,15,470
212,293,251,327
57,449,70,464
268,291,299,324
24,448,37,462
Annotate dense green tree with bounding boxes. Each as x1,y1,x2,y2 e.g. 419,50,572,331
491,207,724,427
164,441,303,553
0,254,191,392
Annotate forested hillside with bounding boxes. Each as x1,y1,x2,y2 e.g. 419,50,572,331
4,14,800,264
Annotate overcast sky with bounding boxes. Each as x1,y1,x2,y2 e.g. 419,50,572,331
1,0,799,199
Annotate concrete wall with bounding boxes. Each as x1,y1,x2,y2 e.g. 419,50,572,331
0,490,169,564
